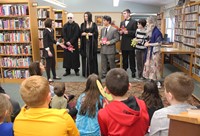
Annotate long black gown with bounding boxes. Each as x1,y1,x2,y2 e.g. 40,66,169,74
80,22,98,77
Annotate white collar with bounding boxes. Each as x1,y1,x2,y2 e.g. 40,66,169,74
46,28,51,32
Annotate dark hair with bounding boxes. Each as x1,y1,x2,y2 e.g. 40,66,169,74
138,19,147,28
79,74,102,117
141,80,163,109
103,15,112,24
54,82,65,97
29,61,42,76
123,9,131,14
164,72,194,102
44,18,52,28
84,11,92,24
106,68,129,96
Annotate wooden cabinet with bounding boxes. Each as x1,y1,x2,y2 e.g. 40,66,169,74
54,9,66,62
0,0,40,83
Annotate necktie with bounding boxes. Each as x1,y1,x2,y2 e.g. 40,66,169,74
105,28,108,36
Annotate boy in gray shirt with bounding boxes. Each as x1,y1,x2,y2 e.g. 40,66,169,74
149,72,196,136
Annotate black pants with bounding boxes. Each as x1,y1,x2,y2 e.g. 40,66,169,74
46,57,56,80
122,50,136,73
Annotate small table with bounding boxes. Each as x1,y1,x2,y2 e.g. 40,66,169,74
161,48,194,77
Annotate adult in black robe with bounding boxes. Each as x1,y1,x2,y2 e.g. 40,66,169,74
80,12,99,77
62,13,80,76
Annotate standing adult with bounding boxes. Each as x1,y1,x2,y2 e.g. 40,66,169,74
143,16,163,87
43,18,64,82
119,9,137,78
62,13,80,76
100,16,119,79
80,11,99,77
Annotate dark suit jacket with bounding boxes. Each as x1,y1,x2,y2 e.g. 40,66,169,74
100,26,119,54
43,28,57,58
120,18,137,51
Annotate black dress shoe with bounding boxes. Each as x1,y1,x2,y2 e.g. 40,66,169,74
132,73,136,78
63,72,70,76
101,75,106,79
75,72,80,76
53,76,61,80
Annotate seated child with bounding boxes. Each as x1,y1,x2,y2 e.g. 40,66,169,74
13,76,79,136
51,82,67,109
149,72,196,136
0,94,13,136
140,80,164,122
76,74,103,136
98,68,149,136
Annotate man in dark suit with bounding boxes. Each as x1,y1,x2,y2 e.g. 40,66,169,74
100,16,120,79
120,9,137,78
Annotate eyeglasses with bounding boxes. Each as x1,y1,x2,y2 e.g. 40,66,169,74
68,17,72,19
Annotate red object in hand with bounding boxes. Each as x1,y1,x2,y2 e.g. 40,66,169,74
67,45,75,52
102,38,108,44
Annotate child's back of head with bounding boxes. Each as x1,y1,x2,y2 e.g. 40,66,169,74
164,72,194,102
54,82,65,97
105,68,129,96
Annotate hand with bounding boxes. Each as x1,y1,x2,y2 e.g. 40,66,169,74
48,50,53,57
82,32,87,36
99,40,103,45
144,41,150,47
105,41,110,45
59,43,67,49
88,32,93,36
124,30,128,34
66,42,71,45
119,30,123,34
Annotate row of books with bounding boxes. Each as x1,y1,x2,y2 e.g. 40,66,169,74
55,22,62,28
184,5,198,14
54,13,62,19
195,48,200,56
175,35,183,42
192,67,200,77
183,38,196,47
195,57,200,65
3,69,29,79
38,30,43,39
0,5,28,16
0,18,30,29
175,22,183,29
0,57,31,67
183,30,196,37
56,30,62,36
174,42,195,51
184,22,196,29
175,28,183,35
38,20,45,28
185,14,197,21
173,57,190,70
37,9,49,19
175,15,183,22
175,8,183,16
197,37,200,45
0,32,30,42
0,45,31,55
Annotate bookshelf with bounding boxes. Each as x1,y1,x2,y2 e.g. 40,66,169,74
0,0,40,83
36,6,56,64
174,1,200,82
157,12,165,36
54,9,66,62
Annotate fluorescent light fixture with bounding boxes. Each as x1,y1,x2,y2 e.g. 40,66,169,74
43,0,66,8
113,0,119,7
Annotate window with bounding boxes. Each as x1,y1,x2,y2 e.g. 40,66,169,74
165,17,175,42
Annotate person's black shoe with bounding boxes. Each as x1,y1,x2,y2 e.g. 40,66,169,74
101,75,106,79
63,72,70,76
132,73,136,78
75,72,80,76
53,76,61,80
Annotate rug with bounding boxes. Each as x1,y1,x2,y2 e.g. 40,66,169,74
53,82,200,107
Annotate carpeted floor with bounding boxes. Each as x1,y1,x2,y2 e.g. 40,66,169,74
58,82,200,107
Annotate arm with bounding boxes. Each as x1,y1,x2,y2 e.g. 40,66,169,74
109,29,120,45
62,24,68,45
98,111,108,136
93,23,99,39
126,20,137,37
69,23,80,45
43,29,52,57
60,98,68,109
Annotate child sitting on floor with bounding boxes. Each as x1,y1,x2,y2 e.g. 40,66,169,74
0,94,13,136
149,72,196,136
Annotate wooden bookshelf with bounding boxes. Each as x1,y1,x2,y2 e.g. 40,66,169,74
157,12,165,36
174,1,200,82
0,0,40,83
54,9,66,62
36,6,56,64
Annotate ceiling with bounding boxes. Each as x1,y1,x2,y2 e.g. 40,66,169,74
121,0,177,6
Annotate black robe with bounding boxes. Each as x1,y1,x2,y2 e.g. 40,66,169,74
80,22,99,77
62,21,80,69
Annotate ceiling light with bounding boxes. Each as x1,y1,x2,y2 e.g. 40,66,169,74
113,0,119,7
43,0,66,8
